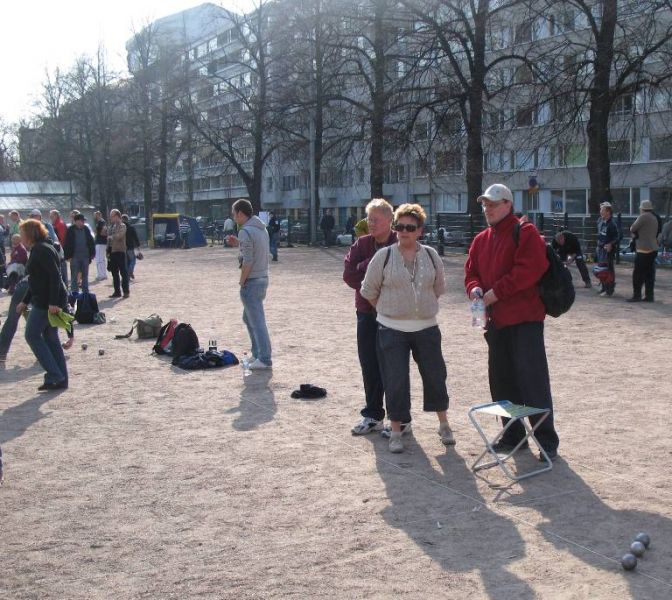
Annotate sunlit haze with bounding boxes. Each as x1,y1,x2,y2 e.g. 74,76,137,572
1,0,256,123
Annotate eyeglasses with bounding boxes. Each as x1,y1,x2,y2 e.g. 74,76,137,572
393,223,418,233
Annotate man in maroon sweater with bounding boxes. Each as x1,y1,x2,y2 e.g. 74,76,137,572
465,184,559,461
343,199,396,435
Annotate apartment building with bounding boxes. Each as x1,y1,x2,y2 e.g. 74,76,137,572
133,1,672,226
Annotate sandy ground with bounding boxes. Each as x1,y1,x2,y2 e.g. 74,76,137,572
1,244,671,600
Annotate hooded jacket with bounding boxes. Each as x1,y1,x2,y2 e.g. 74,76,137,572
238,215,270,279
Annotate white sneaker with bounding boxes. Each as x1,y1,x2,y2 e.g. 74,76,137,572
438,422,456,446
351,417,384,435
248,358,272,370
389,432,404,453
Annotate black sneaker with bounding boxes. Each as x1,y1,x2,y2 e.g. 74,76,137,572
491,440,529,453
539,449,558,462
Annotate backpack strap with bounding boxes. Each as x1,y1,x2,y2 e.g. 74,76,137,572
383,246,392,269
115,319,138,339
424,246,439,270
512,222,522,247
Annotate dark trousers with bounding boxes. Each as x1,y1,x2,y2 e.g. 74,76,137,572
574,256,591,285
485,321,559,453
110,251,129,295
0,278,29,357
632,251,657,300
356,311,385,421
377,324,449,423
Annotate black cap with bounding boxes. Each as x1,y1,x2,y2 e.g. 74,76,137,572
74,214,86,221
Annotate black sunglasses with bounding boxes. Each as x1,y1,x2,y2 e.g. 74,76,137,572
393,223,418,232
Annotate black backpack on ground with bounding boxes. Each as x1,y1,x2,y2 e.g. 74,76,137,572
170,323,200,364
513,223,575,318
75,292,99,324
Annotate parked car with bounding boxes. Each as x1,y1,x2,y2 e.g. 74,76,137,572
336,233,353,246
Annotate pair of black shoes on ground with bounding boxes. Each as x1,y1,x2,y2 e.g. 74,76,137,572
109,292,129,298
291,384,327,399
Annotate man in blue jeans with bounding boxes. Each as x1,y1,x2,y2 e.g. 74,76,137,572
226,199,272,370
0,277,30,366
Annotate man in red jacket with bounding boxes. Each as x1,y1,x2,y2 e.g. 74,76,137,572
464,184,559,461
343,199,396,435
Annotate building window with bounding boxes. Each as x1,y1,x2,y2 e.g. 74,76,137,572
649,136,672,160
522,190,539,212
611,94,634,117
650,188,672,215
609,139,631,163
383,164,406,184
515,20,533,44
414,158,428,177
266,177,274,192
516,105,536,127
435,151,462,175
566,189,588,214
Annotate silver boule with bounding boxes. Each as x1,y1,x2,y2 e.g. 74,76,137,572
634,533,651,549
630,541,645,557
621,553,637,570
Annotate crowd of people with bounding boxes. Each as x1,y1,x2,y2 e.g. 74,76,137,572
1,190,668,473
0,208,142,376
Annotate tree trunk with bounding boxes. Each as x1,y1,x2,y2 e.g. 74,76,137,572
465,4,487,215
586,0,617,214
157,101,169,214
369,0,386,199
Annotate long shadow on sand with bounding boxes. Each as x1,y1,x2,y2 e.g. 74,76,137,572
370,435,535,599
510,458,672,598
0,394,55,445
228,370,276,431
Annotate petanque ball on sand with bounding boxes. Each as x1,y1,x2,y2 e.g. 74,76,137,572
630,541,646,557
98,349,105,356
81,344,88,350
635,533,651,549
621,553,638,570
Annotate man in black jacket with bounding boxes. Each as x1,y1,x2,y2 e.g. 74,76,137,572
63,214,95,293
552,230,591,288
320,209,335,246
122,215,140,279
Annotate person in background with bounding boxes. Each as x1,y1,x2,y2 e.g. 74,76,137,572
107,209,129,298
93,211,108,280
267,211,280,262
179,218,191,249
320,209,335,247
596,201,619,297
63,214,95,293
0,214,6,265
16,219,68,391
8,210,21,237
28,209,57,242
628,200,659,302
552,230,592,288
122,215,140,280
5,234,28,293
344,199,396,436
361,203,454,454
49,210,67,246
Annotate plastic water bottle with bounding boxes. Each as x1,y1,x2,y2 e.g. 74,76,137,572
471,297,486,329
241,352,251,376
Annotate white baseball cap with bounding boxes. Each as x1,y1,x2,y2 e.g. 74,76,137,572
477,184,513,204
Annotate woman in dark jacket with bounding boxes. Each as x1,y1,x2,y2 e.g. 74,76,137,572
16,219,68,390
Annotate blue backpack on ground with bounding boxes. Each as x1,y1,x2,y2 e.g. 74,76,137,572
175,350,239,370
74,292,99,324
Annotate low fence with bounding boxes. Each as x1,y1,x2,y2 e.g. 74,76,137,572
435,212,638,263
